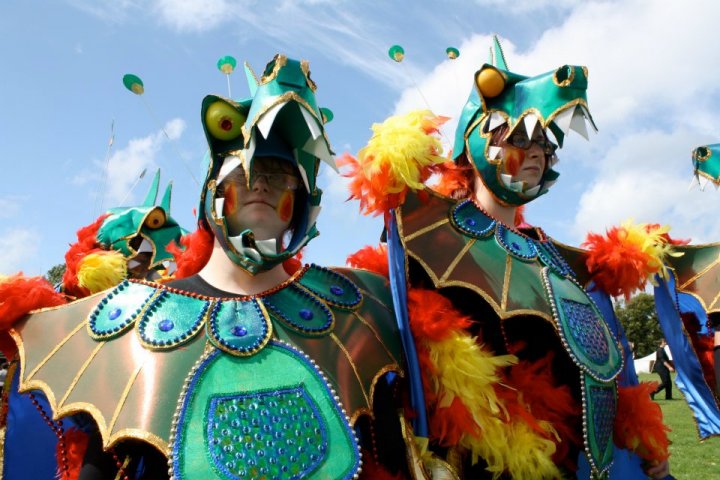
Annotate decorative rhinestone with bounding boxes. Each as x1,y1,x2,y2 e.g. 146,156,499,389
299,309,314,321
330,285,344,296
511,241,521,250
108,308,122,320
232,325,248,337
465,218,477,227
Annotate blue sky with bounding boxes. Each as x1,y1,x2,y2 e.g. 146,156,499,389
2,0,720,276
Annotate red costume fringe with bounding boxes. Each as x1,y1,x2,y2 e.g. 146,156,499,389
0,275,66,330
432,161,473,198
614,383,670,462
167,227,214,279
407,288,473,342
59,427,89,480
62,214,109,298
346,244,389,279
502,353,583,471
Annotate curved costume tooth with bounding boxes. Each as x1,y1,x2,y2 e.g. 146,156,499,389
523,115,539,137
500,173,513,186
163,260,177,274
217,155,243,185
299,106,322,140
570,106,589,140
214,198,225,219
257,101,287,139
553,107,574,135
138,239,153,253
228,236,262,261
524,185,541,196
488,146,502,160
549,154,560,167
307,205,321,228
510,181,525,192
297,162,312,192
581,105,599,132
255,238,278,255
488,111,507,131
700,176,710,190
302,136,336,170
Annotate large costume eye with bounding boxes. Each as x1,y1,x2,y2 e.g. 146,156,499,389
475,66,505,98
205,101,245,141
144,208,166,229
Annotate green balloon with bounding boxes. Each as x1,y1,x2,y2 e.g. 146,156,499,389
217,55,237,74
122,74,144,95
388,45,405,63
446,47,460,59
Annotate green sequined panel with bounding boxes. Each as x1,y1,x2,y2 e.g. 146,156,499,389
171,342,360,479
88,281,156,340
583,375,617,476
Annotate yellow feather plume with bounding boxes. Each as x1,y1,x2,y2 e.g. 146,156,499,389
77,251,127,294
358,110,447,192
618,220,680,284
426,331,561,479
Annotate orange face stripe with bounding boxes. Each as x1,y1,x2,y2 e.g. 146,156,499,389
276,191,294,222
503,146,525,176
223,183,238,216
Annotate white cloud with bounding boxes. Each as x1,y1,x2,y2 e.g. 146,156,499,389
475,0,581,13
98,118,186,205
152,0,235,32
0,228,39,273
0,196,23,219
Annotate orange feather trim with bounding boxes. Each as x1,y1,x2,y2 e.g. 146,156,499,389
62,214,110,298
0,274,66,330
431,161,473,197
346,244,389,279
167,227,214,279
583,222,679,299
502,353,583,471
59,427,89,480
407,288,473,342
428,395,479,447
614,383,671,462
338,153,407,217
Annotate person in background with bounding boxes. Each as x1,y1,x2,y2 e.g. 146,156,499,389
653,338,675,400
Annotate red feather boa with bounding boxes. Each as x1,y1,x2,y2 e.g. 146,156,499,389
0,275,66,330
346,244,389,279
59,427,89,479
167,227,214,279
614,383,671,462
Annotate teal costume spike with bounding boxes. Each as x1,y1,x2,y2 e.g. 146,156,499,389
143,169,161,206
160,181,173,212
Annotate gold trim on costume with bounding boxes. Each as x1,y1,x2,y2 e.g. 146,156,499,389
330,333,370,407
300,59,317,92
439,239,476,283
21,319,86,382
404,218,450,242
259,54,287,85
58,341,106,408
678,256,720,290
368,364,404,410
352,311,399,365
107,361,146,435
356,288,392,313
501,254,512,311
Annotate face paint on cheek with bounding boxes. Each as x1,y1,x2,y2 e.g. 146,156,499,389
503,146,525,176
276,191,294,222
222,184,238,216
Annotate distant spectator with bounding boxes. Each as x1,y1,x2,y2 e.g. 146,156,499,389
652,338,675,400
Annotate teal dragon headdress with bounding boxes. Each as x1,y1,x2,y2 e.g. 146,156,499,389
97,169,186,275
199,54,334,274
691,143,720,188
453,37,597,206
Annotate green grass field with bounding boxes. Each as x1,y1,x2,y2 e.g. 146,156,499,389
637,373,720,479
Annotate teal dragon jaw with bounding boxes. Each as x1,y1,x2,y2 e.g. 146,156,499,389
199,54,335,275
453,38,597,206
692,143,720,188
96,169,186,276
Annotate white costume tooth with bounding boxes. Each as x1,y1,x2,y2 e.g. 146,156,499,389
257,102,287,139
553,108,574,135
488,146,502,160
228,236,262,261
297,162,312,193
523,115,538,137
544,179,557,190
302,136,336,170
255,239,278,255
700,176,710,190
299,107,322,140
580,105,598,132
164,261,177,274
501,173,513,186
138,239,153,253
214,198,225,217
525,185,541,196
217,155,243,185
488,112,507,131
510,181,525,192
550,155,560,167
570,106,589,140
307,205,321,228
127,259,141,269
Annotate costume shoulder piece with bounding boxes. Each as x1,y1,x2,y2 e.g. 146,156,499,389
10,265,403,479
397,189,623,475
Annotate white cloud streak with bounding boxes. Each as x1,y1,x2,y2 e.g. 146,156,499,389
0,228,39,274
